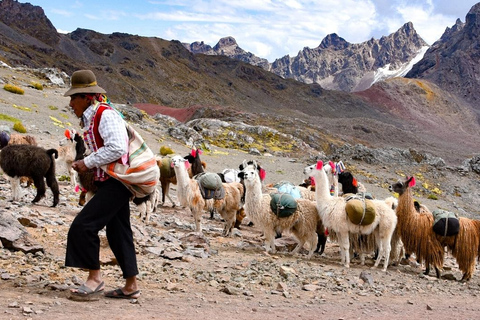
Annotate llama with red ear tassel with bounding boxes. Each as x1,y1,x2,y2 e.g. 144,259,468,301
158,148,207,207
304,160,397,271
390,176,480,281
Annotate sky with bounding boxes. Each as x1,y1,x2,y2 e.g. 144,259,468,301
26,0,479,62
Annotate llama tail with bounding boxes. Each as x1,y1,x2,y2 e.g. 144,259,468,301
47,148,59,159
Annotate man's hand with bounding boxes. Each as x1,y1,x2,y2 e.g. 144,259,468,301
72,159,89,173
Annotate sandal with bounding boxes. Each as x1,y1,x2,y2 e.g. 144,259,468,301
69,281,105,301
104,288,141,299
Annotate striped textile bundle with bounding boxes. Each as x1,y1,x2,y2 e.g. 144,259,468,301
102,123,160,198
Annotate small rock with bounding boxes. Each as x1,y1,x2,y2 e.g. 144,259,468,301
427,304,433,311
302,284,320,291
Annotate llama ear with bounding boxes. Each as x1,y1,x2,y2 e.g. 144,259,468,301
316,160,323,170
408,176,416,187
240,159,248,170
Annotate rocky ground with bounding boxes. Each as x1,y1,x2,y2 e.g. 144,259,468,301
1,66,480,319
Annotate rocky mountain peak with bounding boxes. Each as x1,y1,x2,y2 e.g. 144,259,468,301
318,33,350,50
406,3,480,112
0,0,59,47
268,22,427,92
214,36,238,50
185,36,270,69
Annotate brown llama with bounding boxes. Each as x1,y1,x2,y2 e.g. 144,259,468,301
0,144,59,207
390,176,445,277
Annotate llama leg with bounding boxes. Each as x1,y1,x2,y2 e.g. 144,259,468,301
337,233,350,268
9,177,22,200
45,172,60,207
222,214,235,237
167,193,176,207
381,242,391,271
31,177,46,203
263,229,276,254
306,232,319,259
291,240,304,255
69,167,77,186
339,233,351,268
192,208,202,233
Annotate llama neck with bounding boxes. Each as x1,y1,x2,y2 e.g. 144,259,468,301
396,187,416,225
313,169,331,201
244,175,263,217
173,164,190,201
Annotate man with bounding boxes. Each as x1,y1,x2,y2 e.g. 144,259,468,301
64,70,140,300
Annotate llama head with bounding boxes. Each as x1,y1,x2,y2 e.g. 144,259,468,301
171,155,190,169
303,162,316,177
389,176,415,195
242,166,259,185
59,129,76,146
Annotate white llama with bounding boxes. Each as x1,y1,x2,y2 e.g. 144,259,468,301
171,155,206,233
303,160,397,271
242,161,320,258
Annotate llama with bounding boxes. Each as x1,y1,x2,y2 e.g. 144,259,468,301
56,129,85,186
171,155,243,235
241,161,320,258
5,133,38,187
169,155,208,233
212,181,244,236
389,176,445,277
132,188,161,223
338,171,367,195
0,144,59,207
304,160,397,271
8,134,37,146
390,176,480,280
158,149,206,207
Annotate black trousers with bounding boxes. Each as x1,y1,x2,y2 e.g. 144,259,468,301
65,177,138,278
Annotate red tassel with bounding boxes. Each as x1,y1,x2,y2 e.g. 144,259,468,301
259,168,266,181
316,160,323,170
408,176,416,188
328,161,335,173
352,178,358,187
64,129,71,139
325,228,329,236
311,176,315,186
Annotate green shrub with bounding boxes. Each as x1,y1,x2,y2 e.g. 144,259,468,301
427,194,438,200
160,145,174,156
13,122,26,133
3,84,24,95
31,82,43,90
0,113,20,122
48,105,58,110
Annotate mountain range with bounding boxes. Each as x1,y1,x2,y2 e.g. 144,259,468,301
0,0,479,165
184,22,428,93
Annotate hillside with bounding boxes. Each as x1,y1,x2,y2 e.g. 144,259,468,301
0,0,479,166
1,64,480,320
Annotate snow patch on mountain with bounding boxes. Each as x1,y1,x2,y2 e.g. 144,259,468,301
373,46,429,84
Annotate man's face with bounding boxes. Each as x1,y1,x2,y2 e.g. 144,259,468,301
69,94,90,118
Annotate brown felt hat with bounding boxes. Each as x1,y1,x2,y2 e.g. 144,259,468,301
64,69,106,96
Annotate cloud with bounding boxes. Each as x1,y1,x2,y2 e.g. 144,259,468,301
51,9,73,18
